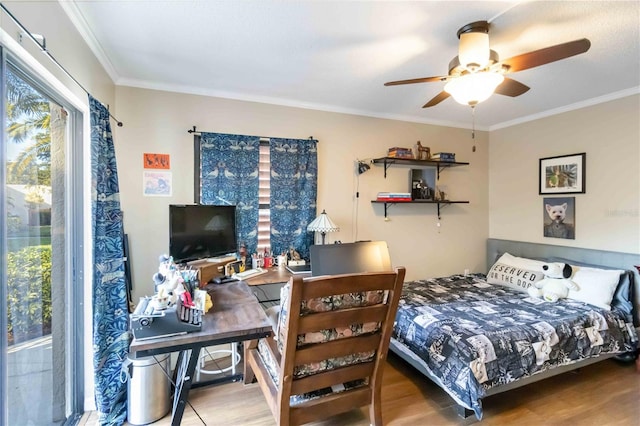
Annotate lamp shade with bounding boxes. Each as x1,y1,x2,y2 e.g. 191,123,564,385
307,210,339,244
357,161,371,175
444,72,504,106
459,31,490,71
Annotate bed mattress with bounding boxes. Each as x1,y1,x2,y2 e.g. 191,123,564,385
392,273,638,418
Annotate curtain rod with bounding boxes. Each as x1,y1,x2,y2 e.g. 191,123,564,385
187,126,315,141
0,2,124,127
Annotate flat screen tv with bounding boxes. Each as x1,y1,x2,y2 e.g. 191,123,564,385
169,204,237,264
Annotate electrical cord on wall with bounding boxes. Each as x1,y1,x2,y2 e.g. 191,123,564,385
354,172,360,242
352,158,371,242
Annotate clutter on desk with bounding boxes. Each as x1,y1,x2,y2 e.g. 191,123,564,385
130,254,213,340
131,296,203,340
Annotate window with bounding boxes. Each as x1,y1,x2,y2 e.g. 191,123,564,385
1,51,84,425
257,140,270,253
198,133,317,258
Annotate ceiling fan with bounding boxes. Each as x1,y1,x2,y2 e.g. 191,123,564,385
385,21,591,108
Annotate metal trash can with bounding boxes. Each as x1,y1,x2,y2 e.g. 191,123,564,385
126,354,171,425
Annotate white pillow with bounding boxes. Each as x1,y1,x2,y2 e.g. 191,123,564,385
487,253,545,293
568,266,623,310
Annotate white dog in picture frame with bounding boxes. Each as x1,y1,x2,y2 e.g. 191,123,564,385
543,202,575,239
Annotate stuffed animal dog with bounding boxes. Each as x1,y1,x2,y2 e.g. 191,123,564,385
528,262,579,302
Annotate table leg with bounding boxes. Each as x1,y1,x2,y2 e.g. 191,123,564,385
170,348,201,426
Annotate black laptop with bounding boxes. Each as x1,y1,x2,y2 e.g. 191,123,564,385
285,263,312,274
309,241,392,276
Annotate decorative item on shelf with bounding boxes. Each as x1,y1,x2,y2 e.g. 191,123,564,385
433,188,447,201
430,152,456,162
387,146,414,159
412,180,433,200
415,141,431,160
377,192,412,202
307,209,340,244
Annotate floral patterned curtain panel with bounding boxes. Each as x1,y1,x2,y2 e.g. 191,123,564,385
89,95,129,425
200,132,261,254
269,138,317,258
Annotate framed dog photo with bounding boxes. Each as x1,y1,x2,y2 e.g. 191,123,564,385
539,153,585,194
543,197,575,239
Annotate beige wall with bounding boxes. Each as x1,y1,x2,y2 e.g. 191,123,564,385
489,94,640,254
114,86,490,300
0,1,115,109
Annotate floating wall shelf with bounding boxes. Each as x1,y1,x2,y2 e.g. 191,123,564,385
371,200,469,220
372,157,469,179
371,157,470,220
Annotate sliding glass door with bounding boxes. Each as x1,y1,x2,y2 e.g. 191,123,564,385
1,48,83,425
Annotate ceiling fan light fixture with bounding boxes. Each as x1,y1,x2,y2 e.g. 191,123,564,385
444,72,505,106
459,31,490,71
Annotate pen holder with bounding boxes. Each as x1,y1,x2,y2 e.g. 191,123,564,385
252,257,263,269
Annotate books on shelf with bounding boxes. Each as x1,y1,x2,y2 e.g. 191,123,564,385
376,192,412,202
387,147,414,159
431,152,456,162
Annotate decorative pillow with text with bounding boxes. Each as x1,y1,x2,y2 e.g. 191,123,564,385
487,253,545,293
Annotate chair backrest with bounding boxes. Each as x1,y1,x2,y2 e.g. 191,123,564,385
309,241,392,276
276,266,406,425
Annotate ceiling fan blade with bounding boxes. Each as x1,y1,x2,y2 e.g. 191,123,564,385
494,77,530,97
422,91,450,108
500,38,591,73
385,76,447,86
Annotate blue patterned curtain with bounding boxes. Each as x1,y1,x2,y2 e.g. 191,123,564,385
270,138,317,258
200,132,261,254
90,95,129,425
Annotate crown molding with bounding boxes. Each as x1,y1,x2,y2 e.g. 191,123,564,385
117,77,485,131
490,87,640,131
58,0,119,83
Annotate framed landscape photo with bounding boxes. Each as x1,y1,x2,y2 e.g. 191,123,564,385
539,153,585,194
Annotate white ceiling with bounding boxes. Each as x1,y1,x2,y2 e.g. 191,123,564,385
62,1,640,130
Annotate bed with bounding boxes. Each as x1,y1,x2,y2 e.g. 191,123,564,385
389,239,640,419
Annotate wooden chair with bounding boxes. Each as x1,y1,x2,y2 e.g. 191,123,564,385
244,267,406,426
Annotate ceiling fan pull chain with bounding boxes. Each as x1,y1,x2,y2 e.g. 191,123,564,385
471,105,476,140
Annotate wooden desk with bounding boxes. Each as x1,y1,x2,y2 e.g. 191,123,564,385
244,267,311,307
129,281,272,426
243,266,307,286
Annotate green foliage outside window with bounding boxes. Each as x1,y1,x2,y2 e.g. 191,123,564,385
6,245,52,345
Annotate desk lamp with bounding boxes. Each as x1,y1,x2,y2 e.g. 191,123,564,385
307,210,339,244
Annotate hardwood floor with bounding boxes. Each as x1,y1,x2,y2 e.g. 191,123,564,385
80,353,639,425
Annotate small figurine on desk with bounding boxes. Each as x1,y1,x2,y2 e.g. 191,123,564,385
289,248,302,261
239,243,248,270
152,254,186,307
